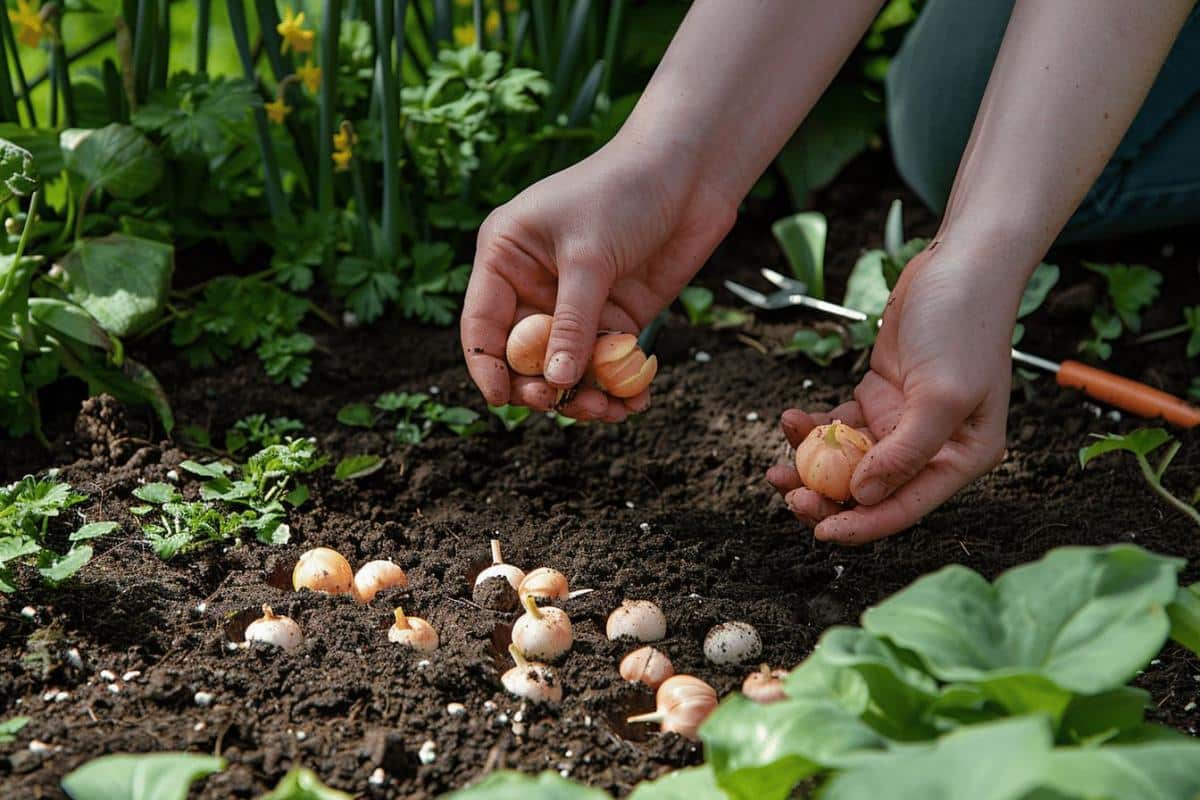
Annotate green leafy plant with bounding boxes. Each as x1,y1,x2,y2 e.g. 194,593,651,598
259,766,352,800
1079,263,1162,361
678,286,750,329
1079,428,1200,528
225,414,305,455
338,390,484,443
61,752,226,800
489,403,532,432
131,439,326,558
0,475,118,592
0,715,30,745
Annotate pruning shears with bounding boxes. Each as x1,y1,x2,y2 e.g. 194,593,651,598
725,268,1200,429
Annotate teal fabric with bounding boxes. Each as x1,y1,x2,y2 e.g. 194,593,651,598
886,1,1200,243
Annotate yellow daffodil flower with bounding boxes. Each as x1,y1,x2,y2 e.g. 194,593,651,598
265,97,292,124
9,0,46,48
453,22,475,47
277,7,315,55
332,125,358,153
485,9,500,36
297,61,321,93
331,148,353,172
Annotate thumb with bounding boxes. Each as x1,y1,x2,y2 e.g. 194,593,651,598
851,395,966,506
544,263,610,388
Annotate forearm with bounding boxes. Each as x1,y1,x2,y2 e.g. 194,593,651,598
613,0,884,207
938,0,1194,286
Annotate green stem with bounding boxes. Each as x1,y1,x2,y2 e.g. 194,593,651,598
599,0,623,98
374,0,400,262
1137,455,1200,529
54,40,77,127
1136,323,1191,345
195,0,211,72
132,0,156,102
149,0,170,92
226,0,290,221
0,12,18,122
317,0,341,242
473,0,484,46
1155,441,1182,481
0,6,31,122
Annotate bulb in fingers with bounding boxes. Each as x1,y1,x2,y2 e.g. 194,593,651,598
592,334,657,399
506,314,554,376
793,420,874,503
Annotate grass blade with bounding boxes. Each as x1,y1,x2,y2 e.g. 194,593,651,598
374,0,401,261
148,0,170,92
195,0,211,72
131,0,156,102
548,0,590,116
432,0,452,45
530,0,551,74
0,14,19,122
599,0,623,97
565,59,603,126
317,0,342,225
0,7,32,123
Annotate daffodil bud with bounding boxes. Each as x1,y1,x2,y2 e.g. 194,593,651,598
505,313,554,376
388,607,439,652
606,600,667,642
703,621,762,666
502,644,562,704
512,594,573,661
518,567,569,603
627,675,718,740
619,646,674,690
244,605,303,652
292,547,353,595
591,334,657,398
793,420,874,502
352,559,409,604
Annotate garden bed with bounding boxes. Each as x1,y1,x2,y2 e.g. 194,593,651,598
2,154,1199,799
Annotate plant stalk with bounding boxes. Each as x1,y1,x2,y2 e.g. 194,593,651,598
1138,455,1200,528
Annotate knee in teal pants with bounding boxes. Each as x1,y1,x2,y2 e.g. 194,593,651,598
886,1,1200,243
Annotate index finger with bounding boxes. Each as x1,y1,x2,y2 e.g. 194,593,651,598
461,265,517,407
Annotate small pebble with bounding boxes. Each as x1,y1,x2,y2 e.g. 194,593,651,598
512,710,525,723
53,691,69,703
802,379,814,390
1105,410,1122,422
107,684,120,695
369,767,386,786
418,740,437,765
193,691,214,707
99,670,116,682
625,501,635,509
834,565,845,580
511,722,527,737
497,712,509,724
194,602,207,615
66,648,83,669
20,606,36,619
446,703,466,716
1082,402,1102,418
694,351,711,363
560,768,571,778
429,386,440,395
639,523,651,533
193,722,206,732
417,660,431,670
342,310,360,329
1186,702,1197,712
745,412,759,422
29,741,51,754
166,469,180,483
122,671,141,682
42,691,56,702
483,701,497,713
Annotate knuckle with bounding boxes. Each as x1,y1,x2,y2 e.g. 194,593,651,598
548,303,593,342
922,379,975,415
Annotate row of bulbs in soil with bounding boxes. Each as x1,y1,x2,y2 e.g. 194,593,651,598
242,540,783,740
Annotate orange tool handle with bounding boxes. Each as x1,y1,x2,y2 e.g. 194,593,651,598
1057,360,1200,428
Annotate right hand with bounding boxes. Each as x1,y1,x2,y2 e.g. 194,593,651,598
461,140,737,421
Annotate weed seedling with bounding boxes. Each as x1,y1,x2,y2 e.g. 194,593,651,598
1079,428,1199,527
337,391,484,442
678,286,751,329
1078,263,1162,360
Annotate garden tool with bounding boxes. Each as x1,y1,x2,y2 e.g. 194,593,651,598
724,267,1200,429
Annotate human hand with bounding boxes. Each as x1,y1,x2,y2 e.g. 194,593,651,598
461,139,736,421
766,248,1014,543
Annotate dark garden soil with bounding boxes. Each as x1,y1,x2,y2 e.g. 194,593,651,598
2,152,1199,799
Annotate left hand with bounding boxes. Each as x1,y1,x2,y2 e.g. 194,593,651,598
766,248,1015,544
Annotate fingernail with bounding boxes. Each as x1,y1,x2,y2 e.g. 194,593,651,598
855,479,888,506
544,351,578,385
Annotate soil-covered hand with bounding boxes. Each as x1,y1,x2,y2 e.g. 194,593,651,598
767,248,1014,543
461,141,736,422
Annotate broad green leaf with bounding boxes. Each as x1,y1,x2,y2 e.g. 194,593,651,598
629,766,727,799
61,235,173,337
1041,738,1200,799
0,139,37,196
61,753,225,800
70,521,119,541
862,545,1183,696
334,455,384,481
131,483,180,504
179,460,233,479
0,125,62,177
337,403,375,427
28,298,115,353
1167,583,1200,657
775,84,883,211
0,715,30,744
489,404,531,432
820,717,1054,800
771,212,826,299
37,545,93,585
784,329,844,366
259,766,352,799
701,694,887,800
1058,687,1149,744
1018,263,1060,320
843,250,890,318
0,536,42,565
808,626,939,740
63,124,164,200
883,199,905,259
446,769,610,799
1079,429,1171,468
